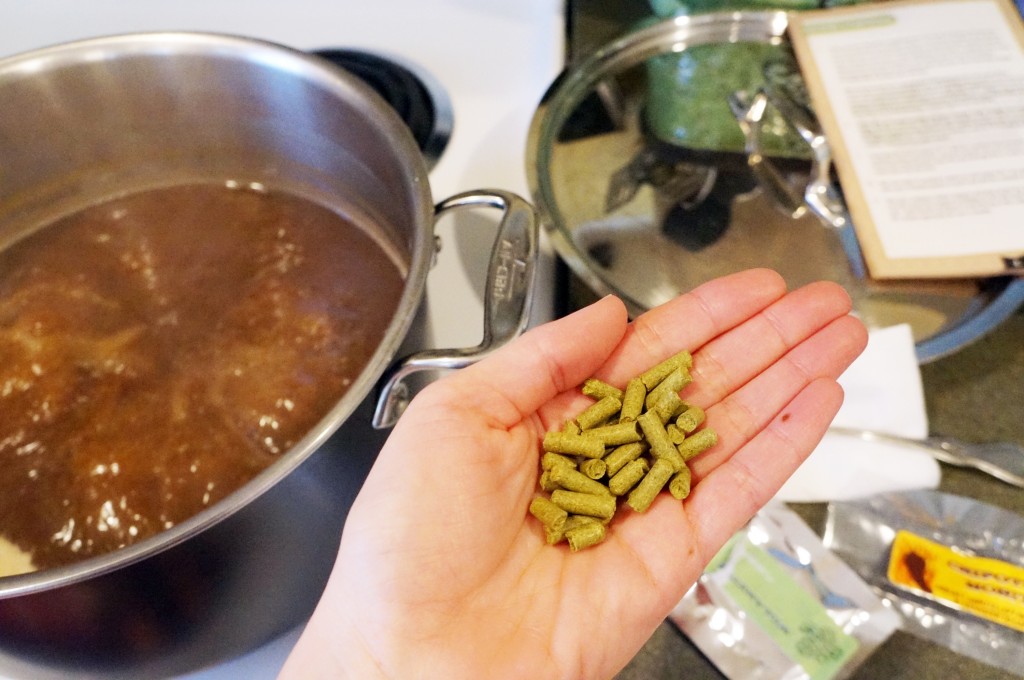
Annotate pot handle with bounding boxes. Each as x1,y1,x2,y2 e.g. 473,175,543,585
728,85,851,230
372,189,539,428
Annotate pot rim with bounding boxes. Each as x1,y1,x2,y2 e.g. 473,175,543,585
0,30,436,597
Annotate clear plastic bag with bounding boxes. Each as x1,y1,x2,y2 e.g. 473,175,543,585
823,489,1024,675
669,502,900,680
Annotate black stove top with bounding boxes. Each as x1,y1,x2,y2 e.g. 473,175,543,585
311,48,453,169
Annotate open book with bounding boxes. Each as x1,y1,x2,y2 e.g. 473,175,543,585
788,0,1024,279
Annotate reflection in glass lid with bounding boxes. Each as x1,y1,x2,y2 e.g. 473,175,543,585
527,10,1024,362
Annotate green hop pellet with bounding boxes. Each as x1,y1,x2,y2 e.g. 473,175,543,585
538,470,560,492
541,452,576,471
675,405,706,434
640,349,693,391
585,420,642,446
637,411,686,472
627,457,675,513
677,428,718,462
644,365,692,411
563,514,602,533
529,496,568,532
619,377,647,422
651,389,687,425
669,465,692,500
543,430,605,459
581,378,624,402
550,489,617,520
608,457,650,497
603,441,647,477
566,520,607,552
575,395,622,430
666,423,686,445
580,458,607,480
565,516,598,532
548,463,613,497
544,525,565,545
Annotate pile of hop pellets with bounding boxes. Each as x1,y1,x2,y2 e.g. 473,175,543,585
529,349,718,552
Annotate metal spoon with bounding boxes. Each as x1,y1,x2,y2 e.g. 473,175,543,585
829,426,1024,489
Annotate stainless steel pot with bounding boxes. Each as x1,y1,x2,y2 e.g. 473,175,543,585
0,32,538,677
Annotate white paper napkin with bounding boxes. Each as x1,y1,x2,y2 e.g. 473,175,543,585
775,323,941,502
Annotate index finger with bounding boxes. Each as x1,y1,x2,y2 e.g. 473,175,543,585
435,268,786,430
594,268,788,385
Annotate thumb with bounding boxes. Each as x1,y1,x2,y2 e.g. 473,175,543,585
437,294,630,429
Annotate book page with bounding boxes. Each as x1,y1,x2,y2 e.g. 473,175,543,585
789,0,1024,278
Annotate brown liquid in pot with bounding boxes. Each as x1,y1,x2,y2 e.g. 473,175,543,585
0,183,404,570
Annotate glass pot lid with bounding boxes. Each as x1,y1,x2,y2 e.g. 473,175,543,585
527,10,1024,362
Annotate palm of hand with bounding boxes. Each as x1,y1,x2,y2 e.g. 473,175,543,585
285,269,867,680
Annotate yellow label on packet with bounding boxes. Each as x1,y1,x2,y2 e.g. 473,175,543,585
888,530,1024,633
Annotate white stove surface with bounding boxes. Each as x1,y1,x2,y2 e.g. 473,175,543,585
0,2,564,677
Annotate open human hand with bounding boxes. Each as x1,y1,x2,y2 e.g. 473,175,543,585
280,268,868,680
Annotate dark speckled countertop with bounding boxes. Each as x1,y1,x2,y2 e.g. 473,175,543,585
564,3,1024,678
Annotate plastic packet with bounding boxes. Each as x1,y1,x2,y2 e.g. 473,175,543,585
669,502,900,679
823,490,1024,675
